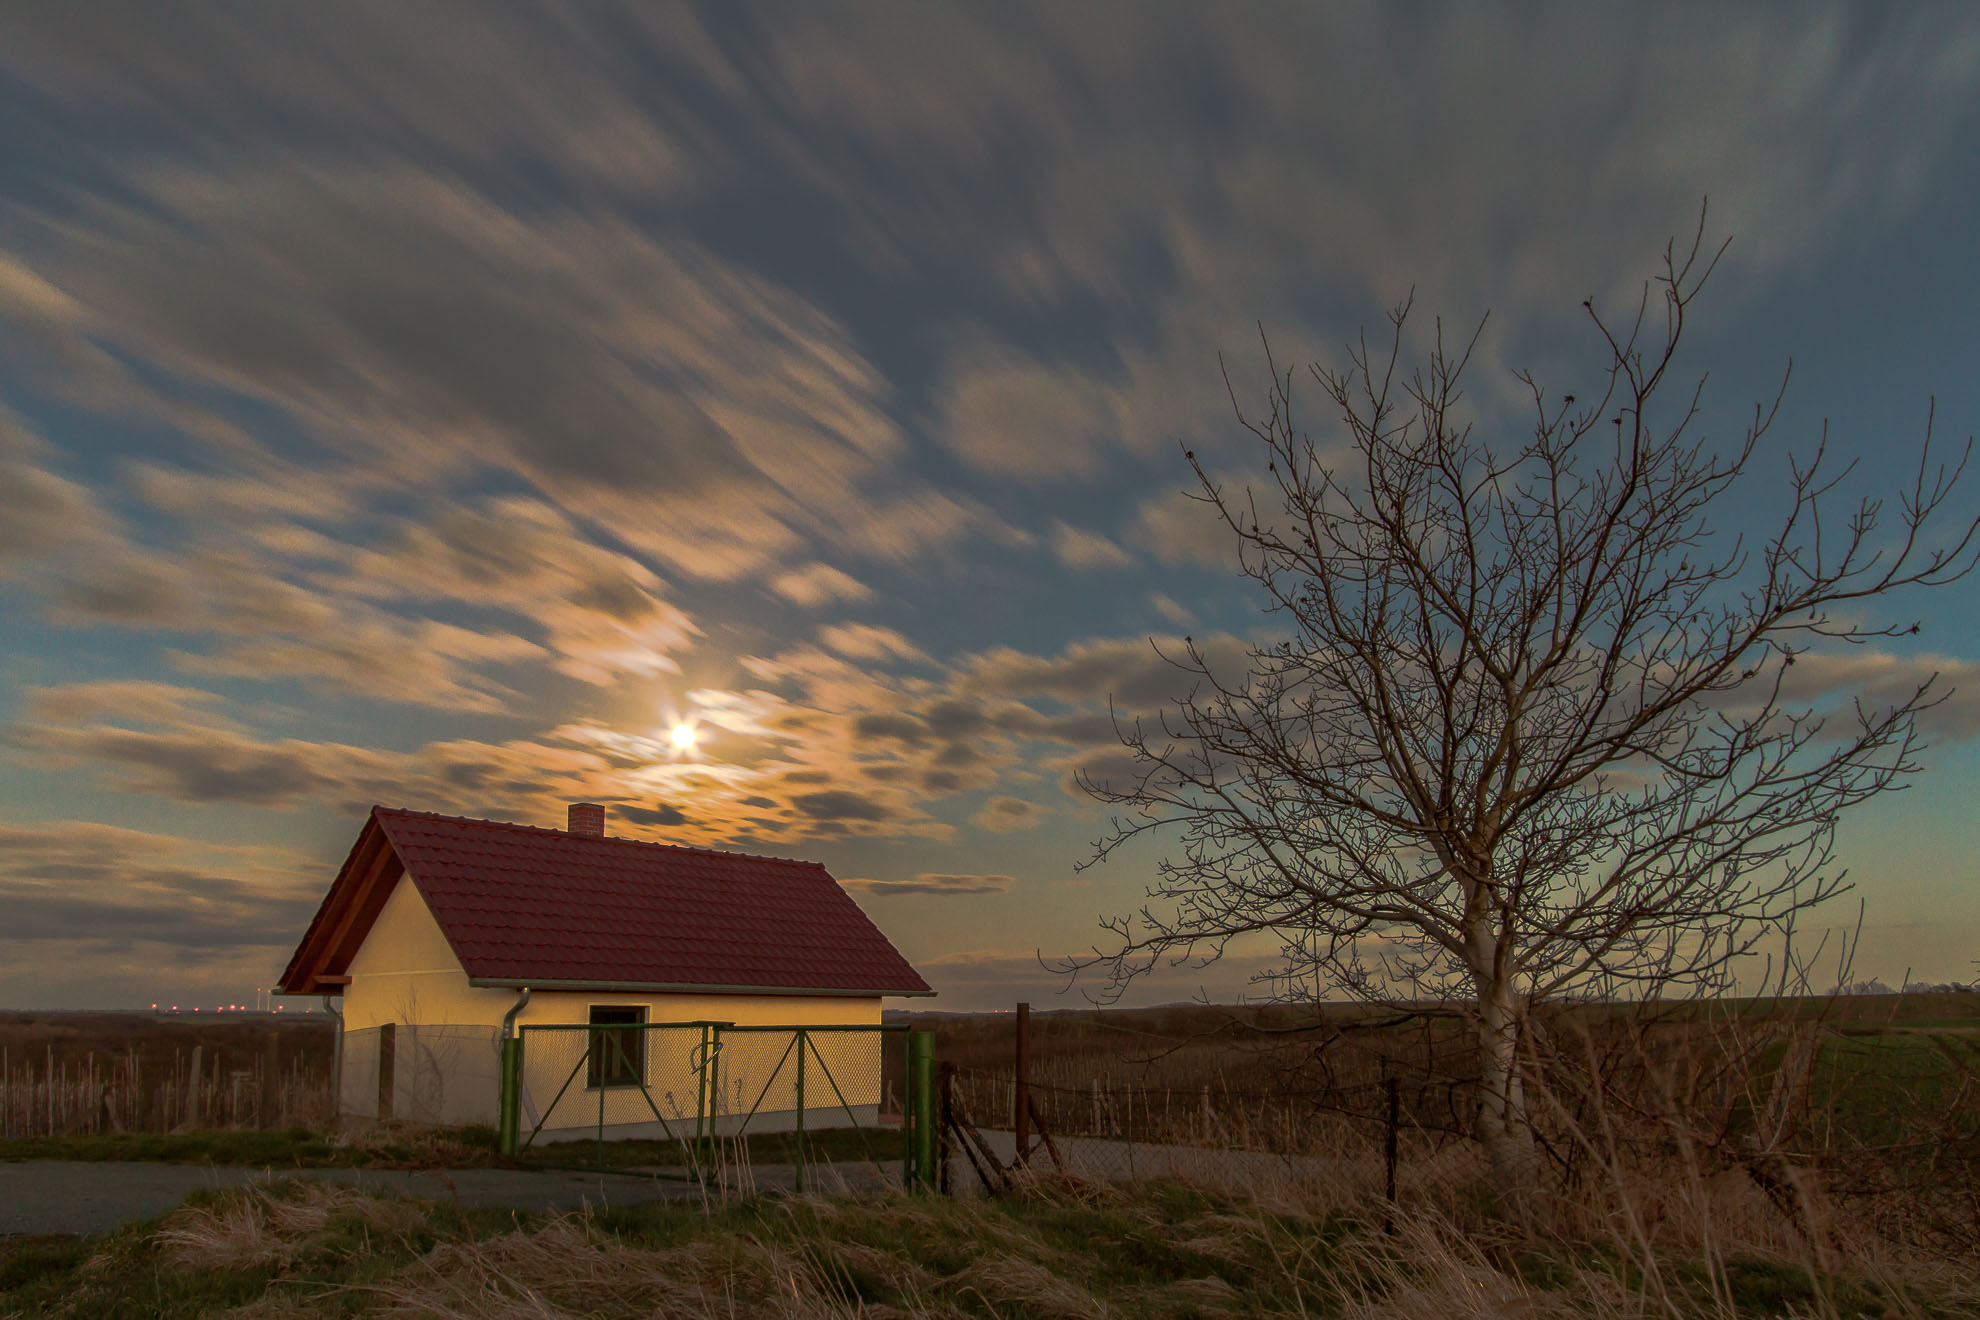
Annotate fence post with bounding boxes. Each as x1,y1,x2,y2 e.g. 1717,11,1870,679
793,1030,807,1194
901,1032,918,1187
376,1024,396,1122
1014,1001,1030,1165
498,1035,522,1156
187,1045,203,1128
260,1035,280,1130
1384,1075,1400,1234
910,1031,937,1192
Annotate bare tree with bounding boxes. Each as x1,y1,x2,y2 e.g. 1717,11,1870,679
1073,217,1979,1201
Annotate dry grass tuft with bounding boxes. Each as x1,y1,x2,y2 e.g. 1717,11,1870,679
950,1253,1103,1320
152,1179,423,1272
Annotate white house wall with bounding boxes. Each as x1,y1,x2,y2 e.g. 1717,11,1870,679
341,870,518,1031
336,862,893,1136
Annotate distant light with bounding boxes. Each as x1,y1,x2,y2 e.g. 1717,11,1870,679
670,723,696,750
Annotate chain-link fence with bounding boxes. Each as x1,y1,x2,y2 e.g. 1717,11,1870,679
708,1025,903,1135
340,1024,503,1127
508,1022,917,1190
516,1022,713,1151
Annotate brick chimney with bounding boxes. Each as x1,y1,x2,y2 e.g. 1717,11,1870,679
567,802,606,837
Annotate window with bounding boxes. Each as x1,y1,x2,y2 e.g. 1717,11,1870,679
587,1005,646,1089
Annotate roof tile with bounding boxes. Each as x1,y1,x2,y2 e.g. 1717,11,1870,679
363,807,930,995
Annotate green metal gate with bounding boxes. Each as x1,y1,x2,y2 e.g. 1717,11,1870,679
501,1021,936,1192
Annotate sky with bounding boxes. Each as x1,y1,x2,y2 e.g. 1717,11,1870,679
2,3,1978,1012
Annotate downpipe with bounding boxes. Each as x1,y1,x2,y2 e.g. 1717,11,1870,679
500,986,532,1040
498,988,530,1156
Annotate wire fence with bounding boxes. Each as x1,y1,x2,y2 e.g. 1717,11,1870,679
930,1000,1980,1237
508,1023,914,1190
707,1025,904,1136
341,1024,503,1128
514,1021,711,1148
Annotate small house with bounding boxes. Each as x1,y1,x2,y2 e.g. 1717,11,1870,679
276,804,933,1141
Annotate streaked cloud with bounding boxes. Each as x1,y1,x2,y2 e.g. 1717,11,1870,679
1049,521,1133,572
770,562,873,609
845,873,1017,897
971,795,1048,833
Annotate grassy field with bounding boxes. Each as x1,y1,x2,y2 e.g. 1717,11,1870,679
3,1172,1973,1319
0,1012,334,1137
914,991,1980,1139
0,993,1973,1316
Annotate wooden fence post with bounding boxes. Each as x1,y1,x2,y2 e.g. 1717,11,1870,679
1384,1075,1400,1235
260,1034,281,1129
1013,1001,1029,1165
376,1024,396,1121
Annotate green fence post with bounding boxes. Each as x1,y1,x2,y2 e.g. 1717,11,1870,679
696,1023,712,1169
909,1031,936,1193
498,1036,521,1157
793,1030,807,1194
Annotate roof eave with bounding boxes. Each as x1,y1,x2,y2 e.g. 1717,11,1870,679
466,976,936,998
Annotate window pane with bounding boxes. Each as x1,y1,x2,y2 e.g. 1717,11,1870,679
587,1006,646,1089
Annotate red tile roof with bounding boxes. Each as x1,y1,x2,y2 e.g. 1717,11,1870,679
278,807,932,997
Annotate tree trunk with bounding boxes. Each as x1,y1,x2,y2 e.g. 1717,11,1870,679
1473,972,1540,1215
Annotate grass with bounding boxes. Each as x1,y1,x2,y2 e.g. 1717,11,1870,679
1,1171,1971,1320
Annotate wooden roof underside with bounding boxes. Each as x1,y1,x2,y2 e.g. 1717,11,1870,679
275,818,405,995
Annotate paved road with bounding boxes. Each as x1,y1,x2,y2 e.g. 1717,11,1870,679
1,1134,1315,1237
957,1129,1331,1196
0,1161,824,1238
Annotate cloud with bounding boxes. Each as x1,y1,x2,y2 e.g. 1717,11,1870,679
1049,521,1133,571
5,163,912,581
7,711,406,807
819,623,930,665
0,6,722,188
4,681,606,814
1130,480,1245,568
0,421,113,564
843,872,1016,896
1741,650,1980,740
770,562,873,609
335,497,700,686
940,340,1123,479
1148,592,1192,625
615,802,690,828
965,632,1250,709
0,819,318,953
789,789,895,824
971,795,1048,832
